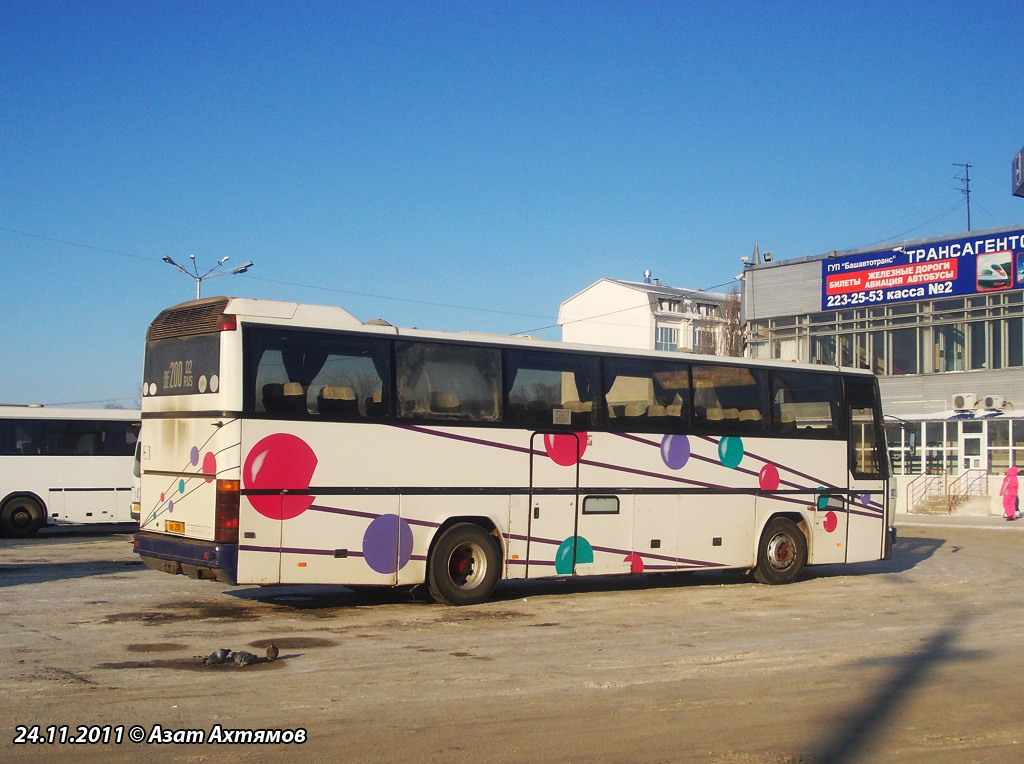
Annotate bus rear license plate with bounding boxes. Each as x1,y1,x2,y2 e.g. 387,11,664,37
166,520,185,534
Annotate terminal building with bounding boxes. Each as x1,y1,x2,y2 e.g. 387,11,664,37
740,223,1024,511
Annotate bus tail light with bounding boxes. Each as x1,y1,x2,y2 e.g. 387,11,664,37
214,479,240,543
217,314,237,332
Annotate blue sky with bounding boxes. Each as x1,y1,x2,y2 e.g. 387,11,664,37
2,1,1023,407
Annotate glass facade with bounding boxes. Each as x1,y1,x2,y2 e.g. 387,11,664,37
748,292,1024,375
884,418,1024,475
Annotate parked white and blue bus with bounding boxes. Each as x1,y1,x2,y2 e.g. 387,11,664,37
0,405,140,536
134,297,893,605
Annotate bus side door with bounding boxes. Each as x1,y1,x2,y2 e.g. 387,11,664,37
845,377,889,563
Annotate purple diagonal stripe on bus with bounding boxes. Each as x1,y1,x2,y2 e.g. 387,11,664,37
306,503,441,528
615,432,884,513
397,425,884,514
239,544,365,558
399,424,534,456
614,432,829,492
507,533,722,567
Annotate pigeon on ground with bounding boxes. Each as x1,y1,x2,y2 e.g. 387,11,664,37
202,648,232,665
231,650,257,667
265,643,279,662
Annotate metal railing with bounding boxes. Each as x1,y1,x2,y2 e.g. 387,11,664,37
947,469,989,514
905,469,947,513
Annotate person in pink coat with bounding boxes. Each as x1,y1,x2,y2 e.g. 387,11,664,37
1000,465,1019,521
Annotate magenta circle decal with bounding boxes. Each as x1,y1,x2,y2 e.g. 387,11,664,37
362,514,414,574
660,434,690,470
202,451,217,483
243,433,318,520
544,432,588,466
190,446,200,466
823,511,838,533
758,463,780,491
624,553,644,573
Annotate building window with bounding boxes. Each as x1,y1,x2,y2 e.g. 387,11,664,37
890,328,917,375
658,299,681,313
655,326,679,351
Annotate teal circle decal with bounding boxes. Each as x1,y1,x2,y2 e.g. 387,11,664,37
555,536,594,575
718,437,744,469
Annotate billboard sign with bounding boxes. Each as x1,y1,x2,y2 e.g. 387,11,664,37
821,228,1024,310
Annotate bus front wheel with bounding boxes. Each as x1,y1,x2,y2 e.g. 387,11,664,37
427,523,501,606
753,517,806,585
1,497,45,538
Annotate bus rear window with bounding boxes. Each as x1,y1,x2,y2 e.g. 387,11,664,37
143,335,221,397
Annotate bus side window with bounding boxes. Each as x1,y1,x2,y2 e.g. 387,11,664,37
504,349,599,428
247,328,390,419
603,358,690,432
395,341,501,423
692,365,767,434
770,370,843,438
0,419,42,455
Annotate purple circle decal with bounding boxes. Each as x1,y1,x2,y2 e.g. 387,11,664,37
362,514,414,574
660,434,691,470
190,446,200,466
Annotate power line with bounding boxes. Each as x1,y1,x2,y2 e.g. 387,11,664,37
0,224,552,322
0,225,152,261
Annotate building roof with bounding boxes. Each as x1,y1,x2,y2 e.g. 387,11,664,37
560,277,730,306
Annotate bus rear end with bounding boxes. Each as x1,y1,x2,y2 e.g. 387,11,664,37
133,298,243,584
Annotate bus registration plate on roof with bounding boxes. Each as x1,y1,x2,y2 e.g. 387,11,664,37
165,520,185,534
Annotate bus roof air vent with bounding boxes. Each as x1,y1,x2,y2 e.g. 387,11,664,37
148,297,232,341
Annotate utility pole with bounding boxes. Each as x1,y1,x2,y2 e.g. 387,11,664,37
954,162,972,231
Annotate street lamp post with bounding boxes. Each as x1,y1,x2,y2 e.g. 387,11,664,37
161,254,254,299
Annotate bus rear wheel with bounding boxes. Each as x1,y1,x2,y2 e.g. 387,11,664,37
1,497,45,538
753,517,806,585
427,523,500,606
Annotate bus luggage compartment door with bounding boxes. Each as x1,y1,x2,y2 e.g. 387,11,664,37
526,432,630,578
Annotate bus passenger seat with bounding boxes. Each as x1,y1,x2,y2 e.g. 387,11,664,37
281,382,308,415
365,389,385,418
647,404,667,417
318,386,359,419
262,383,284,412
562,399,593,426
739,409,762,422
431,392,461,415
624,403,647,418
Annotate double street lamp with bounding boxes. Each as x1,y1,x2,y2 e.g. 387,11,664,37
161,254,254,299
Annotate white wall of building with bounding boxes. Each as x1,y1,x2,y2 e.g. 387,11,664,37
558,280,655,348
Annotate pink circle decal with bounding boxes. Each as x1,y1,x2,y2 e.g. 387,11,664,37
823,511,838,533
243,433,318,520
758,464,780,491
625,553,644,573
543,432,588,466
202,451,217,483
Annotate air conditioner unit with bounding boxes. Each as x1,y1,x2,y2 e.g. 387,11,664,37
952,392,977,411
983,394,1005,410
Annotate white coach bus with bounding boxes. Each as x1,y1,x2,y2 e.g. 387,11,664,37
133,297,893,605
0,406,140,536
